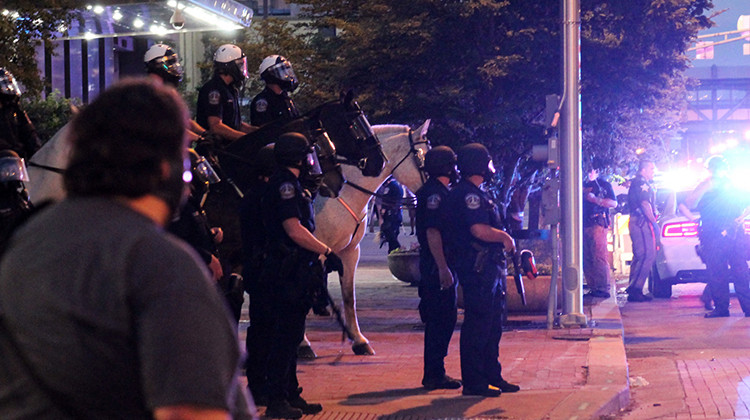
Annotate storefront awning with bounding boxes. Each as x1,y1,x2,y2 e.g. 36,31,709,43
60,0,253,40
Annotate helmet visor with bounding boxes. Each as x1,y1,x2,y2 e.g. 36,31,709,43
350,114,375,143
306,150,322,176
235,57,249,81
194,156,221,184
314,131,336,159
267,61,298,89
163,52,184,78
0,74,21,97
0,157,29,182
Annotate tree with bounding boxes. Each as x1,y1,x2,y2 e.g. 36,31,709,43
0,1,85,97
580,0,713,172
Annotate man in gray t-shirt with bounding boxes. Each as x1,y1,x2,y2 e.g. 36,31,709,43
0,80,251,419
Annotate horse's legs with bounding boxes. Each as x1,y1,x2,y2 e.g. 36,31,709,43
339,244,374,355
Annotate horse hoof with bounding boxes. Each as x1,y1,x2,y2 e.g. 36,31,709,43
352,342,375,356
297,346,317,360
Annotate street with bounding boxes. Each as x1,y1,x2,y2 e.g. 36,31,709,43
615,282,750,419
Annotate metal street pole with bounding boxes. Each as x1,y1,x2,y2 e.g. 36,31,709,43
559,0,587,327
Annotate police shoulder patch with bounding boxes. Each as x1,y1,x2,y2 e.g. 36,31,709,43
255,98,268,113
465,193,481,210
208,90,221,106
279,182,296,200
426,194,441,210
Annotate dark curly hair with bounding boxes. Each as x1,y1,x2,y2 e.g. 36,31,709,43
64,78,188,197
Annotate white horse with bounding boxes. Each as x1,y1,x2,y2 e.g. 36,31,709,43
26,123,72,204
308,121,430,356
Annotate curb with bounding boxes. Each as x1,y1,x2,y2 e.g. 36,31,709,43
548,296,630,419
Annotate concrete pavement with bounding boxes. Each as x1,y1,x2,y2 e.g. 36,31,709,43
238,232,630,419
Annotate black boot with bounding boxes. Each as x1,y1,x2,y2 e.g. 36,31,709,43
265,400,303,419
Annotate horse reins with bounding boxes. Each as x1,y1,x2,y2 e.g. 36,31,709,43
27,161,66,175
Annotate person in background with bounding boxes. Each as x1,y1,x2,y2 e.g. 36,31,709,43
378,176,404,253
0,79,253,419
582,158,617,299
416,146,462,391
625,160,657,303
681,156,750,318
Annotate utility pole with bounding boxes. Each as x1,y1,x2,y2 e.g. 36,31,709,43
559,0,587,327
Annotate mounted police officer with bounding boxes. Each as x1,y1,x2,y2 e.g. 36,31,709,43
251,55,300,127
582,158,617,298
196,44,254,144
0,68,40,160
687,156,750,318
144,43,208,143
445,143,520,397
416,146,462,390
625,160,657,302
260,132,343,419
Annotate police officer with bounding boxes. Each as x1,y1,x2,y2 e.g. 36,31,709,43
251,55,300,127
687,156,750,318
445,143,519,397
144,44,208,142
260,133,343,419
0,149,33,251
416,146,462,390
196,44,254,143
582,158,617,298
625,160,657,302
0,68,40,160
240,144,276,405
378,176,404,253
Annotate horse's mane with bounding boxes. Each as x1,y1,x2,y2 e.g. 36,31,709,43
372,124,409,137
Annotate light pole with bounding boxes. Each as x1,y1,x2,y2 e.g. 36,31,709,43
559,0,587,327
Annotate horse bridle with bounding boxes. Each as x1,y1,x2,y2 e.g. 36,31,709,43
343,127,429,199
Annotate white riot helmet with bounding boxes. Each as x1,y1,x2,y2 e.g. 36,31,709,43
0,68,21,101
213,44,248,87
259,55,298,92
144,44,183,87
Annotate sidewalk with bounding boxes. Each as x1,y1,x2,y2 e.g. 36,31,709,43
238,232,630,419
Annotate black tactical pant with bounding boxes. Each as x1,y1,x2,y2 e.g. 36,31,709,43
703,233,750,314
456,263,505,393
418,265,458,385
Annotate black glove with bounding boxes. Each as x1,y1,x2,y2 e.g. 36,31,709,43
324,251,344,277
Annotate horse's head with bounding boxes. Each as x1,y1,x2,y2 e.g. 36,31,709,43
311,90,386,178
374,120,431,194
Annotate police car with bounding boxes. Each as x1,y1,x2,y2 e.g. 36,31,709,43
648,170,750,298
649,189,707,298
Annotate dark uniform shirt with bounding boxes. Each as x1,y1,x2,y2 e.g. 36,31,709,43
262,168,315,253
0,101,41,159
250,87,300,127
583,176,615,228
380,178,404,219
627,174,655,219
196,75,242,132
416,177,449,273
444,179,505,274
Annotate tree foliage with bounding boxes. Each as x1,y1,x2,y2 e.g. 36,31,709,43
0,1,85,97
203,0,712,178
